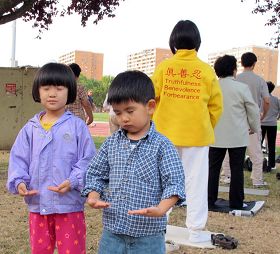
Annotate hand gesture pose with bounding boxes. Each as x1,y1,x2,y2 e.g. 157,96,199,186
17,182,38,196
87,191,110,209
48,180,71,194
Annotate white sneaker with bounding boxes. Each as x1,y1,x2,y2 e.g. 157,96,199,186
189,230,211,243
253,181,268,188
165,240,180,253
220,176,231,184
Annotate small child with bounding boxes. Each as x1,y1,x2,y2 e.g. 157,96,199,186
82,70,185,254
7,63,96,254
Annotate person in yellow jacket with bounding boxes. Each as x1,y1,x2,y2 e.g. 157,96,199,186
152,20,223,243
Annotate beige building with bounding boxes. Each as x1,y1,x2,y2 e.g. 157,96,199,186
127,48,172,76
208,46,278,84
59,50,104,80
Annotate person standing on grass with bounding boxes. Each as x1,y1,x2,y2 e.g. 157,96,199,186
152,20,223,243
261,81,280,172
208,55,260,210
66,63,94,125
82,70,185,254
6,63,96,254
236,52,270,187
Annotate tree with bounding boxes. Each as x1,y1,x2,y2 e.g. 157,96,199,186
242,0,280,48
0,0,124,38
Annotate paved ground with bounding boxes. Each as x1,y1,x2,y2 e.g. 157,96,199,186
88,122,110,137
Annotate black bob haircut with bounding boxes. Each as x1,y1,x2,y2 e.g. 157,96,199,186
169,20,201,54
241,52,257,68
107,70,155,105
267,81,275,94
69,63,81,78
214,55,237,78
32,62,77,104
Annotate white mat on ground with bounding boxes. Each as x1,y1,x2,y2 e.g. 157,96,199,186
219,186,269,196
165,225,215,249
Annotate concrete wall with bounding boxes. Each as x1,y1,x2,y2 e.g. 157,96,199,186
0,67,42,150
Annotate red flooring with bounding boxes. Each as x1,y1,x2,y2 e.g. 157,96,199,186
88,122,110,137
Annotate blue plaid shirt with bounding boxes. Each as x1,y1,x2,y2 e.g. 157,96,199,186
82,122,185,237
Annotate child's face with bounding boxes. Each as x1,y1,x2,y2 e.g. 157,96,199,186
39,85,68,113
112,99,156,139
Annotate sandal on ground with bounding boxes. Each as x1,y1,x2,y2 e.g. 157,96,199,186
211,233,238,249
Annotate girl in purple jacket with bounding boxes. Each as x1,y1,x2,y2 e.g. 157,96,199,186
7,63,96,254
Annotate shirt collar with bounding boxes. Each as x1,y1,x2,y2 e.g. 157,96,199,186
117,121,156,142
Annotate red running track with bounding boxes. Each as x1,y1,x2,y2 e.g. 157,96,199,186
88,122,110,137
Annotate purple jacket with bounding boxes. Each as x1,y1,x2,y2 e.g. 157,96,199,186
7,111,96,215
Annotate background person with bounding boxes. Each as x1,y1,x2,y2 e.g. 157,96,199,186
261,81,280,172
66,63,94,125
152,20,223,243
6,63,96,254
103,93,119,134
208,55,260,209
236,52,270,187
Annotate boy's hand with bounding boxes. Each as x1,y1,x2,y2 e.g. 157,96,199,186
17,182,38,197
87,198,110,209
128,206,165,217
48,180,71,193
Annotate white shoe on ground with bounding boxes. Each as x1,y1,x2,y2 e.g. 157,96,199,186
165,240,180,253
189,230,211,243
253,181,268,188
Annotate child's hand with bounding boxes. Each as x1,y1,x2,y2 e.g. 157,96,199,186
87,198,110,209
48,180,71,193
128,206,165,217
17,182,38,197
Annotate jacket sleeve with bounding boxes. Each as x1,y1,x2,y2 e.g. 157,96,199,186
81,139,110,197
208,77,223,128
68,121,96,191
244,86,260,133
6,126,31,194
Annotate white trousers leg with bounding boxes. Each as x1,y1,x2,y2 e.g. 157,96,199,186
248,132,264,184
176,146,209,231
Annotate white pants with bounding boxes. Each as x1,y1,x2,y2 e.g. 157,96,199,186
248,132,264,184
176,146,209,231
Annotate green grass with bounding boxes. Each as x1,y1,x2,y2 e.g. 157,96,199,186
93,136,106,149
93,113,109,122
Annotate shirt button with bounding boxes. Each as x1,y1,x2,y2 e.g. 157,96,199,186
42,209,46,213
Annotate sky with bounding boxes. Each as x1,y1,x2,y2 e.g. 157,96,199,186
0,0,279,81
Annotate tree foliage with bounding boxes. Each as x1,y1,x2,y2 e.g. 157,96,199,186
242,0,280,48
79,75,114,109
0,0,124,38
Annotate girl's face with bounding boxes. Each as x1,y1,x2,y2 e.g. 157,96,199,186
39,85,68,113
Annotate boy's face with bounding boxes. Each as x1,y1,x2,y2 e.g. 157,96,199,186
112,99,156,139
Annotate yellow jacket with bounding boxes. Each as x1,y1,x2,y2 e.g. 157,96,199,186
152,49,223,146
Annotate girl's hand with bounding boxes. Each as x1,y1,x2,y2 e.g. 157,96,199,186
87,198,110,209
48,180,71,194
128,206,165,217
17,182,38,197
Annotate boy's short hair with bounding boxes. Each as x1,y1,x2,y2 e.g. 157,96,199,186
169,20,201,54
241,52,257,67
69,63,81,78
214,55,237,78
267,81,275,94
107,70,155,105
32,62,77,104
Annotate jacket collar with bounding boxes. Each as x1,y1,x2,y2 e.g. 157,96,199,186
174,49,197,59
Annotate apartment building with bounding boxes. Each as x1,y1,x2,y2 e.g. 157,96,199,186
127,48,172,76
59,50,103,80
208,46,278,84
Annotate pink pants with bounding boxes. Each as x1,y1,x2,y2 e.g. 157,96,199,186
29,211,86,254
